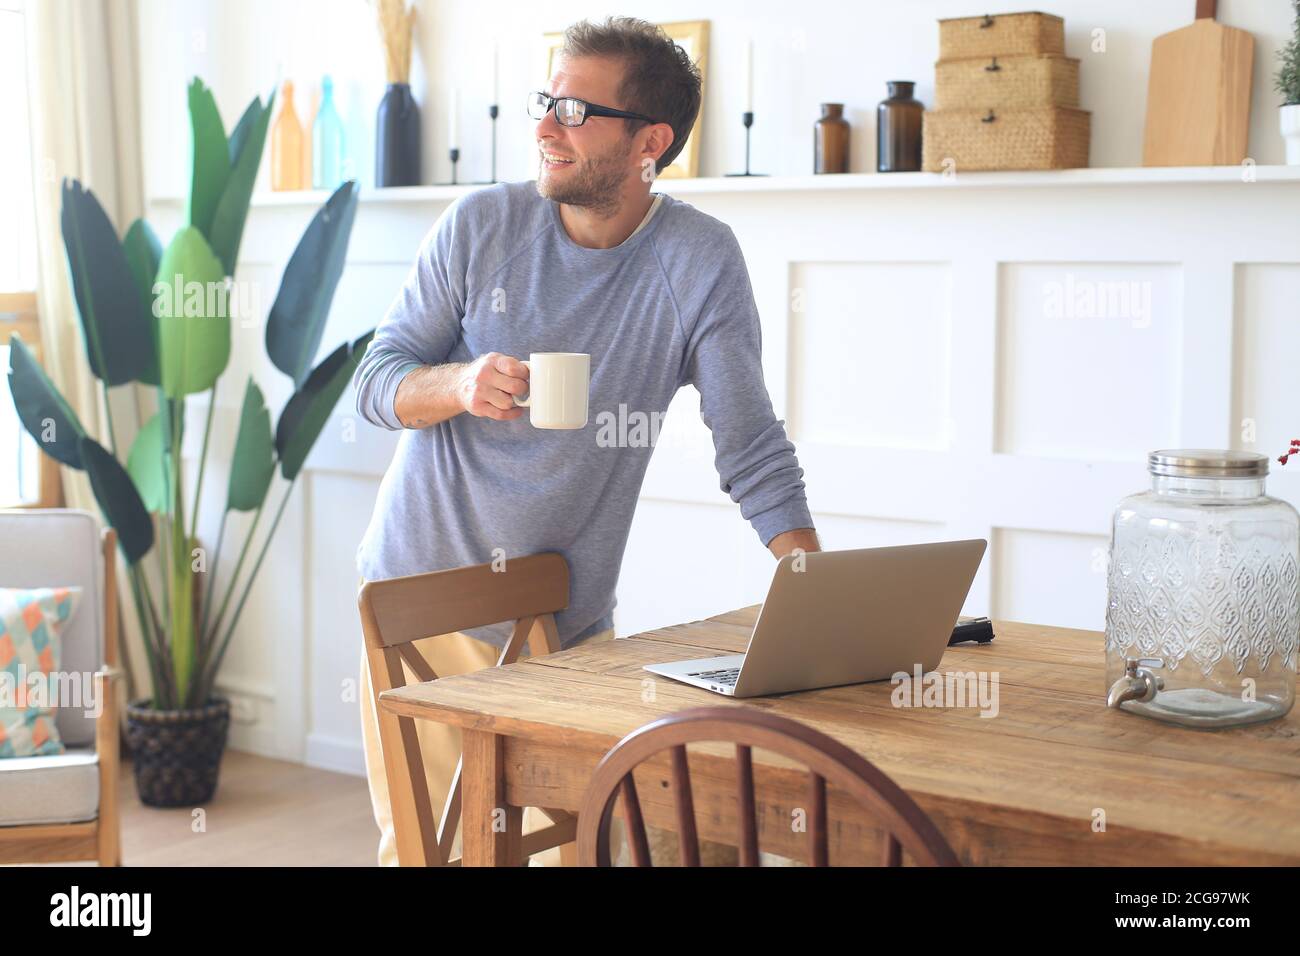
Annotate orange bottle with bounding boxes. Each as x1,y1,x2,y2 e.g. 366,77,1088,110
271,80,305,190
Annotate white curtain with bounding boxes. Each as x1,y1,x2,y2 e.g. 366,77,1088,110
25,0,150,701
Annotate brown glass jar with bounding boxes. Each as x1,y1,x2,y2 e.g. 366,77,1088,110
877,81,923,172
814,103,850,174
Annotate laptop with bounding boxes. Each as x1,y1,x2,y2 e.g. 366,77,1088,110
643,539,987,698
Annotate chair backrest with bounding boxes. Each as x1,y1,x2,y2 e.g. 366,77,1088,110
0,509,106,747
577,706,961,867
357,551,570,866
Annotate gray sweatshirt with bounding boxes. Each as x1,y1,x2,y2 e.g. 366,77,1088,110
353,181,813,649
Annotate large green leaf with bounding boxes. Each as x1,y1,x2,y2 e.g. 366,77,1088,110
227,97,261,166
61,180,152,385
266,181,360,388
122,218,163,386
125,405,173,514
80,436,154,564
6,334,87,468
154,226,230,397
227,378,275,511
275,330,374,480
187,78,230,237
122,218,162,307
209,92,274,277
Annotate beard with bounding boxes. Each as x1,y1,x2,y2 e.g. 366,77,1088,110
535,137,632,216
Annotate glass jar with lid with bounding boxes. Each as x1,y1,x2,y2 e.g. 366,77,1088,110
1104,449,1298,727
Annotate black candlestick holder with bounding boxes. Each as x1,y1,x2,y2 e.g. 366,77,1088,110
489,104,499,183
439,147,460,186
726,111,766,177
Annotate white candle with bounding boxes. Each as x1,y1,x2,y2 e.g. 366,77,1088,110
448,86,459,148
492,42,499,106
744,40,754,113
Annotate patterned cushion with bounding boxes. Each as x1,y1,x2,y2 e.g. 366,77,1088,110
0,586,83,757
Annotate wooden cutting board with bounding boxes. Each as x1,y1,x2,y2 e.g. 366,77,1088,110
1142,0,1253,166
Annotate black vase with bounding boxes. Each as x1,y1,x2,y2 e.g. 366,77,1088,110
376,83,422,187
877,80,924,173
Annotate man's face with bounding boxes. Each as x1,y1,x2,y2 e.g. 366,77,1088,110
536,54,641,211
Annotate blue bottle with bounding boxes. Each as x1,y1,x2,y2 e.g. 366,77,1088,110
313,75,346,189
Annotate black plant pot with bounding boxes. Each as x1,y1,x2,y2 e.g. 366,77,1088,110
376,82,422,187
125,697,230,807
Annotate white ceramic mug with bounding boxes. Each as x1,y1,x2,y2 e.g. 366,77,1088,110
512,352,590,429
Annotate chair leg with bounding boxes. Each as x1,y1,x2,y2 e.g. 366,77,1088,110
97,534,122,867
96,755,121,865
97,821,120,866
95,673,121,866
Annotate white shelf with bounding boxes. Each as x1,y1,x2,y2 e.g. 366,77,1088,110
655,164,1300,192
147,164,1300,210
149,182,480,208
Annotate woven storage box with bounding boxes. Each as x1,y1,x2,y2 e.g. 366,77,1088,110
934,54,1079,110
938,11,1064,59
922,107,1090,171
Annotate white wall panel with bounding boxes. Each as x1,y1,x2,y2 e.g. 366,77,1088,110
789,262,951,451
993,527,1110,631
996,262,1183,461
1232,264,1300,456
306,472,381,775
618,498,768,639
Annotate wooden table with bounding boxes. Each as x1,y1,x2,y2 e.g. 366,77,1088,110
379,606,1300,866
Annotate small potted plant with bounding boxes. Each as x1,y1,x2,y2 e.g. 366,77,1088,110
7,79,371,806
1279,0,1300,164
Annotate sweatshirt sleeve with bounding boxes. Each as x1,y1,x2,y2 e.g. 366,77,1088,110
679,228,815,547
352,200,469,430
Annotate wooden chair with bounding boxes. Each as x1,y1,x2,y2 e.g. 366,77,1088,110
577,706,960,867
358,551,579,866
0,512,121,866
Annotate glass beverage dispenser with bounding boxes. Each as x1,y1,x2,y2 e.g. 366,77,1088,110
1105,450,1298,727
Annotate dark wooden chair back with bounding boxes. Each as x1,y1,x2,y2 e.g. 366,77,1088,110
577,706,960,867
358,552,575,866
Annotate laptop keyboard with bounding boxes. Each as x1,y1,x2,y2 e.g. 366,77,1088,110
687,667,741,686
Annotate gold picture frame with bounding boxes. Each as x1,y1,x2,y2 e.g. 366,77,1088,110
541,20,709,179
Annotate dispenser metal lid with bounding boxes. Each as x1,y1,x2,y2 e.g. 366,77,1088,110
1148,449,1269,479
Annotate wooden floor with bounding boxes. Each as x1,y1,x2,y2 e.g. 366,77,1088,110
120,750,377,866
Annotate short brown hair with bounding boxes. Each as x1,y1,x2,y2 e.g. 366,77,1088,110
560,17,702,173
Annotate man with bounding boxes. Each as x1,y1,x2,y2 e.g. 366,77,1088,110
353,16,819,866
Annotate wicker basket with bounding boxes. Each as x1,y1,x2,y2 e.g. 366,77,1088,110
938,11,1064,59
935,54,1079,110
125,697,230,807
922,107,1090,172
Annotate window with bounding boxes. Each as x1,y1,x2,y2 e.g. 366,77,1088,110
1,0,58,508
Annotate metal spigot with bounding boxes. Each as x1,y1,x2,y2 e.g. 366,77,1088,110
1107,657,1165,708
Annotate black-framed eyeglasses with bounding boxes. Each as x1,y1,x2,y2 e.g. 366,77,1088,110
527,91,659,128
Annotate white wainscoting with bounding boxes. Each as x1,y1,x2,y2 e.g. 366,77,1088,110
149,167,1300,774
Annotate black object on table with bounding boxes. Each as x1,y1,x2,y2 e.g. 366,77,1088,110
949,616,995,645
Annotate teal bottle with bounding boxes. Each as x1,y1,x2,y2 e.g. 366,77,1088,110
312,75,346,189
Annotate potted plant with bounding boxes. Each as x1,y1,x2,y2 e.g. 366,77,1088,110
1280,0,1300,164
7,78,372,806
